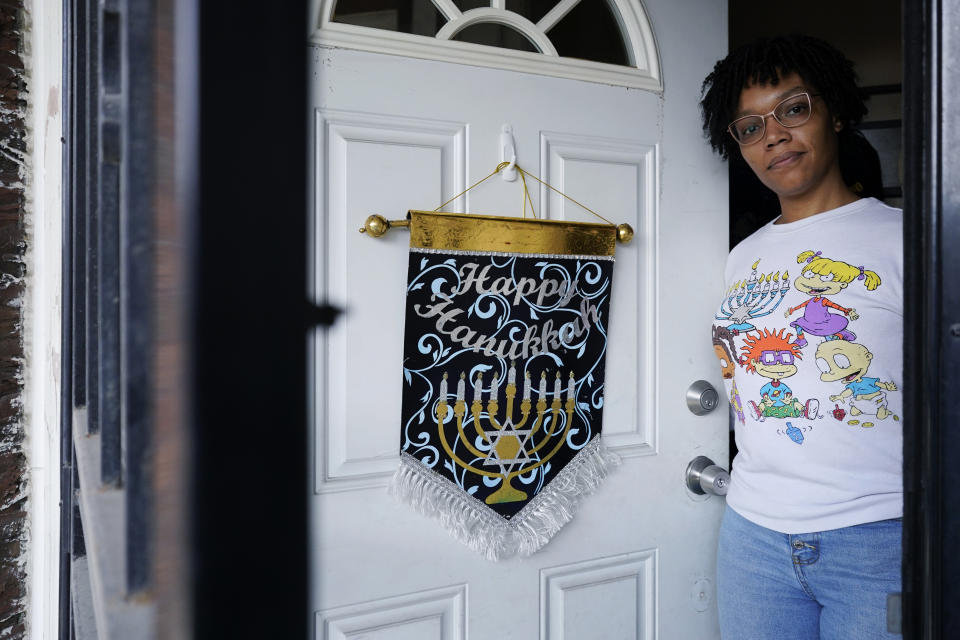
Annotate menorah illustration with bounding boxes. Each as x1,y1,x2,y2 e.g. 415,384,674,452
716,259,790,332
436,362,576,505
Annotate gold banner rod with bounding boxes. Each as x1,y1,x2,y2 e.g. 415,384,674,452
358,162,635,244
361,213,635,244
359,214,409,237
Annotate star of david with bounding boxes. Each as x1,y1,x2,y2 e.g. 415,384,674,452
483,417,533,474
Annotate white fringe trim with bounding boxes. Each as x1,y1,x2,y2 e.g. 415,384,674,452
388,437,621,561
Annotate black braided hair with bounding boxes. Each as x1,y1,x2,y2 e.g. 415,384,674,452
699,35,868,162
712,324,737,363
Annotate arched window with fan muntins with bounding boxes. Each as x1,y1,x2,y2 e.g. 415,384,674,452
312,0,662,90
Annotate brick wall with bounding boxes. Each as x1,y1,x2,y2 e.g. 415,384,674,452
0,0,28,637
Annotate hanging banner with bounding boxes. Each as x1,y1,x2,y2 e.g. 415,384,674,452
390,210,621,560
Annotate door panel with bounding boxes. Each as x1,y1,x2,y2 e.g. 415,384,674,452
541,132,657,454
541,550,657,640
317,584,467,640
311,1,729,637
316,111,466,493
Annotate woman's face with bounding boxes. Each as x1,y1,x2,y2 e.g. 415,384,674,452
734,72,843,199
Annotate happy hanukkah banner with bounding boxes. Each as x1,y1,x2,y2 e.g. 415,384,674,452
389,211,621,560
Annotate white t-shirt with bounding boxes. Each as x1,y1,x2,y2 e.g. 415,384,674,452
712,197,903,533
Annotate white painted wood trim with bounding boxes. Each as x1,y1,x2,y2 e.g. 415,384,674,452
536,0,581,33
310,0,324,32
617,0,660,74
435,8,558,56
431,0,463,22
313,0,663,91
311,23,661,91
27,1,64,638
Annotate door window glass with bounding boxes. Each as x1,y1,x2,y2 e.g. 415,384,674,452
453,0,491,11
504,0,555,25
549,0,628,65
332,0,445,38
452,22,539,53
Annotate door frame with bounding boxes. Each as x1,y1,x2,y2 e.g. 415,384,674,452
901,0,960,637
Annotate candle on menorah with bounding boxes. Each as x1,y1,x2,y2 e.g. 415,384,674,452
715,259,791,332
433,362,577,506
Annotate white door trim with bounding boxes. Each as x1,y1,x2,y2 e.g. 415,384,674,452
434,8,559,56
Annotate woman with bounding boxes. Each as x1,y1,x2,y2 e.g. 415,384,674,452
700,35,902,639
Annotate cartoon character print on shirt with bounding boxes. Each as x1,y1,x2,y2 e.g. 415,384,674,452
716,259,790,333
815,340,899,428
740,328,817,420
713,325,745,424
784,250,881,348
740,328,819,444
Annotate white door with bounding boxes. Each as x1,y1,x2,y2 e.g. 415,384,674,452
311,1,730,638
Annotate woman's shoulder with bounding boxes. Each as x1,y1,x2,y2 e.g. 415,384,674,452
815,197,902,230
854,197,902,220
841,198,903,242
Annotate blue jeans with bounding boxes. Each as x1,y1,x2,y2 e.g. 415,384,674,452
717,506,901,639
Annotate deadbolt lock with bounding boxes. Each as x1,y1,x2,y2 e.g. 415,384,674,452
686,380,720,415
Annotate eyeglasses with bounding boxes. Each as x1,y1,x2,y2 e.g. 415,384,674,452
727,92,819,146
759,350,796,366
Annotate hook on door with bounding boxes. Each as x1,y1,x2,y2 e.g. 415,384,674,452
500,124,518,182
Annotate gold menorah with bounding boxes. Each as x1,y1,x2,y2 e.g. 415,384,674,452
436,362,576,505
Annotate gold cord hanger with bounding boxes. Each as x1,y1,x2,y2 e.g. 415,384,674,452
360,162,635,243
